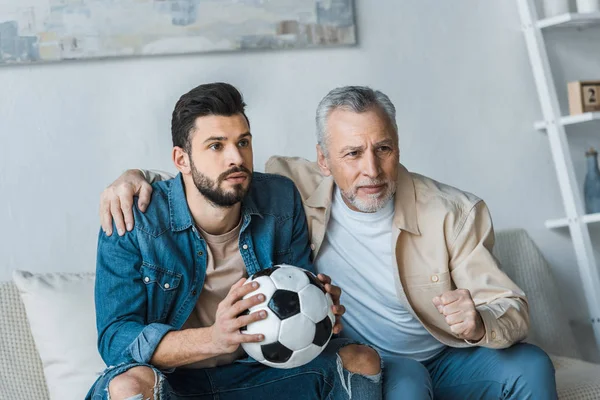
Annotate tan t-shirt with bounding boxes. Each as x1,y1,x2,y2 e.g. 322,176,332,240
181,219,248,369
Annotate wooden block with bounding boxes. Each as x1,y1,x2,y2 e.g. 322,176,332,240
568,81,600,115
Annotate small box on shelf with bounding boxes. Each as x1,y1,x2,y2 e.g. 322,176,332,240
568,81,600,115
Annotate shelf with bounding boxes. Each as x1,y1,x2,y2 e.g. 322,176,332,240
534,112,600,130
546,213,600,229
537,12,600,29
521,0,600,349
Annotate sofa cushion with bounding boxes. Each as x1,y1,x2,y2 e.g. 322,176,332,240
12,270,105,400
551,355,600,399
0,281,49,400
493,229,581,359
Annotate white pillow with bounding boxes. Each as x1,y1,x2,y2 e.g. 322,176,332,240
12,270,106,400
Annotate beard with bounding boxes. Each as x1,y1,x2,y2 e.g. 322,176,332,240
341,178,396,213
190,160,252,208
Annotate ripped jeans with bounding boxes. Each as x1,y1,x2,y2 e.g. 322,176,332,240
88,338,382,400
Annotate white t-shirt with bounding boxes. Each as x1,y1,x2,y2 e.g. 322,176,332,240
315,187,445,362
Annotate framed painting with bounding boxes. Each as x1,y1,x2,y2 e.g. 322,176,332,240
0,0,356,65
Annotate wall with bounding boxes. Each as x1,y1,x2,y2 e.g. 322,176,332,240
2,0,600,359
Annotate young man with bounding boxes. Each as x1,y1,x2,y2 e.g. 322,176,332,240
101,86,557,399
89,83,382,400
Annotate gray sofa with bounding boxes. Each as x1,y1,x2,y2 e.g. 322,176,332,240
1,229,600,399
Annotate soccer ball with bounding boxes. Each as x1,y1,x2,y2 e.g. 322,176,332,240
240,264,335,369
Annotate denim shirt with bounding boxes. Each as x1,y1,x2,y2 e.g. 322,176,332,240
95,172,314,367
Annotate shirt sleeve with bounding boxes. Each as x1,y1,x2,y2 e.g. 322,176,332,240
95,227,175,366
139,169,176,184
448,200,530,349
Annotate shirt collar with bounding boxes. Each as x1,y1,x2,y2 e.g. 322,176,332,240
168,174,193,232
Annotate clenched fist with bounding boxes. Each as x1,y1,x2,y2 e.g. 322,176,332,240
432,289,485,342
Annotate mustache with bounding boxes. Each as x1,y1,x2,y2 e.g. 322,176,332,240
218,166,252,182
355,179,387,188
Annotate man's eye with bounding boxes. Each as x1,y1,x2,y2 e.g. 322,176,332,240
378,146,392,152
238,139,250,148
346,151,358,157
209,143,222,151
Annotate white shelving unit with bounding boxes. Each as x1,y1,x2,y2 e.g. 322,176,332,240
534,112,600,130
517,0,600,349
546,213,600,229
536,11,600,28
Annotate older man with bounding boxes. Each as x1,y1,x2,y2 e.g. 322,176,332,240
101,86,556,399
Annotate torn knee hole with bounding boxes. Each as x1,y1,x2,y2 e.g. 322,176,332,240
338,344,382,375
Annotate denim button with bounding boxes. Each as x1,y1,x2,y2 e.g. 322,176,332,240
164,283,170,289
242,244,248,250
197,251,203,256
144,277,150,283
192,290,197,296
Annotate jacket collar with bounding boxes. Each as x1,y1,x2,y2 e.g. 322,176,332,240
168,173,262,232
305,175,335,209
303,164,420,235
392,164,420,235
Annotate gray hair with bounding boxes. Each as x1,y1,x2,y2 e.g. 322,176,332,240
315,86,398,156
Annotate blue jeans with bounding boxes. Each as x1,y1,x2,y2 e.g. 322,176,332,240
89,338,382,400
383,343,557,400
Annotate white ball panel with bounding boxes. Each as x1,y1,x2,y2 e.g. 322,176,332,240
241,341,265,362
299,284,329,323
326,293,335,325
270,265,309,292
278,314,316,351
241,307,280,344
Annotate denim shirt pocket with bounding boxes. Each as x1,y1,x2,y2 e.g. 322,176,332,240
273,214,294,265
274,248,293,265
140,262,182,323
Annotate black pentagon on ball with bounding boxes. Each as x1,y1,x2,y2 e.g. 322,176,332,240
262,341,294,363
238,309,250,331
304,270,327,294
251,266,280,279
313,316,333,346
268,289,301,320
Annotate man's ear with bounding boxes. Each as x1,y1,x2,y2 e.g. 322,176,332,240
316,144,332,177
172,147,191,174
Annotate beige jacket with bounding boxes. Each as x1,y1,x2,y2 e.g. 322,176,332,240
264,156,529,349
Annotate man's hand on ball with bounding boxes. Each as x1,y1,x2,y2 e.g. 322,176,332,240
317,273,345,334
211,278,267,355
99,169,153,236
432,289,485,342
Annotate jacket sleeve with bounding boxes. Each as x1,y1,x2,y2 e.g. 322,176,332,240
139,169,176,184
95,227,175,366
448,200,530,349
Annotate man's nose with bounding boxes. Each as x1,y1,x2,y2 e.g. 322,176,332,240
362,152,381,178
226,145,244,167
